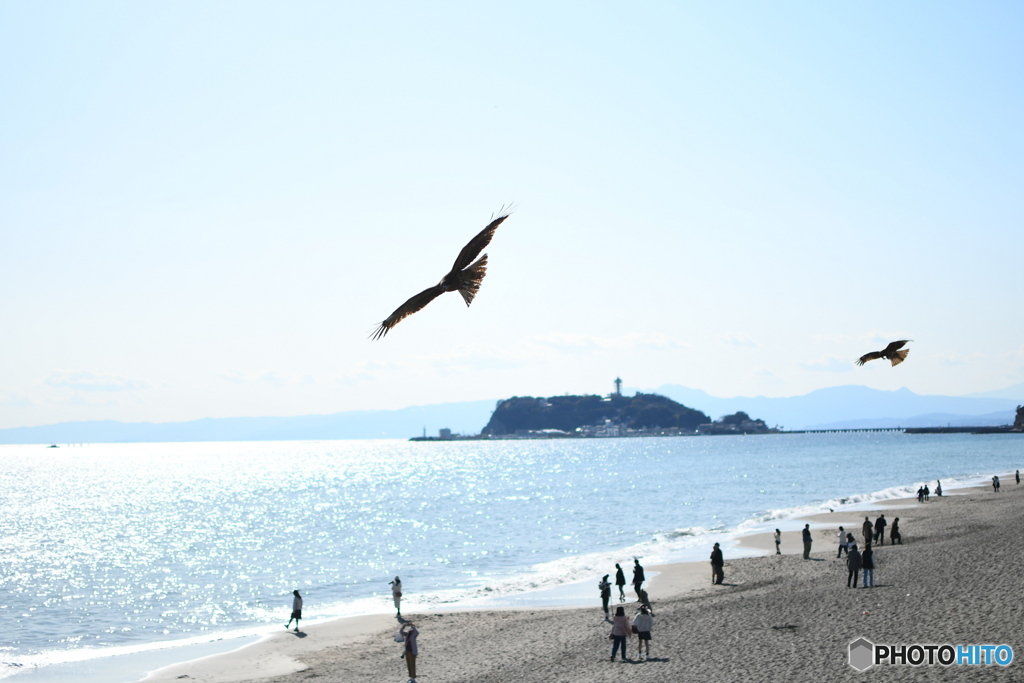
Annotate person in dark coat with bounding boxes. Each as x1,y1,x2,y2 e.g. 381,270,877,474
874,515,887,544
632,558,645,597
599,574,611,618
846,544,862,588
862,517,873,544
710,543,724,585
802,524,812,560
890,518,902,545
861,543,875,588
614,563,626,602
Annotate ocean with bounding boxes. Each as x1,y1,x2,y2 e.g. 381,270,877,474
1,433,1020,681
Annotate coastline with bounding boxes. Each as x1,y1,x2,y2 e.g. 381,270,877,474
134,476,1022,682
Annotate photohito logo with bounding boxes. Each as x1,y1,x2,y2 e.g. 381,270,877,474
848,637,1013,671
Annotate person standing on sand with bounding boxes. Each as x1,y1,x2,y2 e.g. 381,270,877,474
710,543,725,584
862,517,873,545
632,558,645,597
1016,470,1020,485
389,577,402,617
846,544,862,588
836,526,847,558
400,622,419,682
632,605,654,660
993,475,1001,492
609,606,632,661
861,543,875,588
802,524,812,559
917,487,924,503
614,563,626,602
874,515,887,544
774,529,781,555
935,481,942,497
890,517,901,544
599,575,612,618
285,590,302,632
924,484,930,501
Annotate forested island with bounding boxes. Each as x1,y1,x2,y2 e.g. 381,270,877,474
411,392,778,440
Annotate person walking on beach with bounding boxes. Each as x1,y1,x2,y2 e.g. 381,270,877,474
609,606,632,661
924,484,930,501
861,542,875,588
774,529,781,555
632,558,645,597
400,621,419,682
710,543,725,585
285,590,302,632
836,526,848,558
632,605,654,660
802,524,812,559
890,517,901,545
993,475,1001,492
862,517,873,545
846,544,862,588
614,563,626,602
874,515,887,544
917,486,924,503
389,576,403,617
599,575,612,618
935,480,942,497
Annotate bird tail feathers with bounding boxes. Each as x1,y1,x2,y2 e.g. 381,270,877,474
890,349,910,366
458,254,488,306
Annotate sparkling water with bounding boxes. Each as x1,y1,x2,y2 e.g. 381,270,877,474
0,433,1020,678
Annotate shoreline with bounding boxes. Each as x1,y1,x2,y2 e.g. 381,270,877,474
136,476,1017,683
6,472,1015,683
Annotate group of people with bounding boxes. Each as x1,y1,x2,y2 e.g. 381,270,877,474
600,558,656,661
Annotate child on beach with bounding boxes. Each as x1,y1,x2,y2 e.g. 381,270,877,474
836,526,848,558
632,605,654,660
285,590,302,632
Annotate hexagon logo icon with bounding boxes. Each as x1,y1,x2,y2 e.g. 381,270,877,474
849,637,875,671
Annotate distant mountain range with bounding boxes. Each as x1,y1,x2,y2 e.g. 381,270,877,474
1,384,1020,445
0,400,497,445
650,384,1022,431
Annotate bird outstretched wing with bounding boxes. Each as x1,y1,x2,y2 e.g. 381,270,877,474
371,285,445,340
882,340,912,355
449,211,510,274
856,351,883,366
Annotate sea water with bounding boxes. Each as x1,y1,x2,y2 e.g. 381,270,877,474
0,433,1020,680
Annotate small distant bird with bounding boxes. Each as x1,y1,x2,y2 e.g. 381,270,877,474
856,340,912,367
371,210,510,340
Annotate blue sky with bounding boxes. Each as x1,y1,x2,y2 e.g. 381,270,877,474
2,2,1022,428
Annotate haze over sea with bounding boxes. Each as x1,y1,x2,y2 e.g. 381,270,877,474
2,433,1021,681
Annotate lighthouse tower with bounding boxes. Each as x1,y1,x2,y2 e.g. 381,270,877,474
614,377,622,396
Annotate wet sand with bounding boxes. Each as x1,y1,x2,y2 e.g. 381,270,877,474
143,481,1024,682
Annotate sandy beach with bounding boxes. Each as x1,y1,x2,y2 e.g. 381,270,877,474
142,480,1023,682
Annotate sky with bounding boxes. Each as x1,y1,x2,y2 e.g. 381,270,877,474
2,2,1023,429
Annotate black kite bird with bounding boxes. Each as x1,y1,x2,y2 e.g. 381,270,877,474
371,210,510,340
856,340,912,367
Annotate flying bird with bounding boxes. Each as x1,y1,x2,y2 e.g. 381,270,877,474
371,210,510,340
856,340,912,367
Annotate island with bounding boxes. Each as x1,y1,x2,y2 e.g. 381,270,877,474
411,391,778,440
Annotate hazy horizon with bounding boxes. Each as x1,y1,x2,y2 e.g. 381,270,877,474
3,3,1023,430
